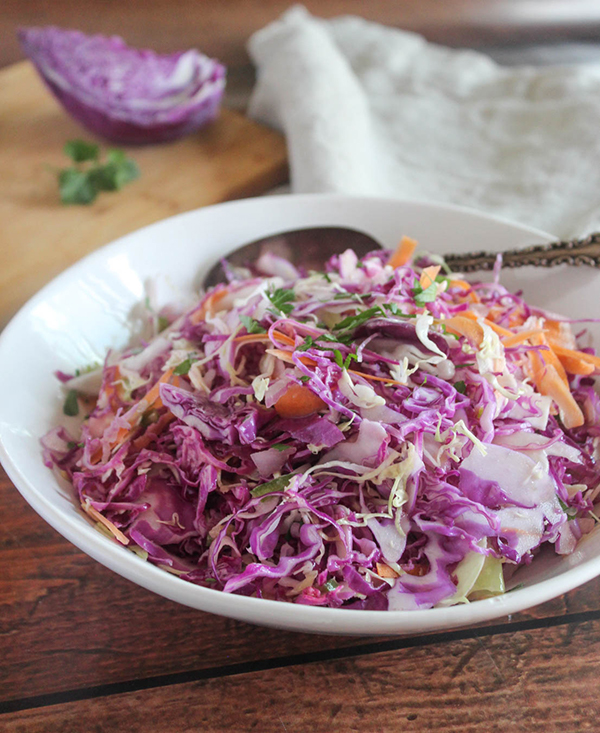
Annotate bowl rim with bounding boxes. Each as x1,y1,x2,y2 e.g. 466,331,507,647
2,192,599,635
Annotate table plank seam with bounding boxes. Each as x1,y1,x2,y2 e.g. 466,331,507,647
2,606,599,715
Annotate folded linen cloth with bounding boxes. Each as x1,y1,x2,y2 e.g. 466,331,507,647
248,6,600,238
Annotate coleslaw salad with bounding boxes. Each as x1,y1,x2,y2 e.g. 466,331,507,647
42,238,600,611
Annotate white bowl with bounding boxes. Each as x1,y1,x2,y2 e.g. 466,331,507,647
1,194,599,636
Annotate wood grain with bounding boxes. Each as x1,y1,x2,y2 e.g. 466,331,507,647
3,618,600,731
4,0,600,71
2,464,600,706
0,61,288,328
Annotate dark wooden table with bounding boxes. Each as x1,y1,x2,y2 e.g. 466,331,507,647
3,2,600,730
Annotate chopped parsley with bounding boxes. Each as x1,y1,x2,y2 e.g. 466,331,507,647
558,497,578,520
266,287,295,315
333,349,344,368
412,280,438,307
57,140,139,205
174,358,193,376
333,306,385,333
63,389,79,417
297,336,315,352
240,315,266,334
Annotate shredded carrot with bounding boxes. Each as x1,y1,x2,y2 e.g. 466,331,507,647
529,334,569,388
275,384,327,418
388,236,418,268
82,503,129,545
442,315,484,346
376,562,399,579
91,368,178,464
348,369,405,387
266,349,316,367
501,329,545,348
528,350,584,429
132,413,176,452
419,265,441,290
555,354,595,376
550,344,600,372
458,310,513,338
233,330,297,348
544,319,577,350
233,333,271,344
447,279,480,304
189,287,229,324
266,348,405,387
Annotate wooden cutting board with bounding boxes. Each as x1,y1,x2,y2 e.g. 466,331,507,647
0,61,288,328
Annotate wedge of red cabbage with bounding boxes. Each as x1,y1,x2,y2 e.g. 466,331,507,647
19,26,226,144
42,246,600,610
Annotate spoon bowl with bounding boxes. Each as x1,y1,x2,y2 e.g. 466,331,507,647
202,226,381,288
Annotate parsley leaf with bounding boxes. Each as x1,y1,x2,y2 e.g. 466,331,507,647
271,443,290,452
266,287,295,315
343,353,358,369
64,139,99,162
240,315,266,334
454,380,467,394
63,389,79,416
333,306,384,333
413,281,438,307
297,336,315,352
299,375,311,383
174,358,193,375
58,168,97,205
558,497,578,520
57,140,139,205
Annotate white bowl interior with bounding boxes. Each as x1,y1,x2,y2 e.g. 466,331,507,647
1,193,599,635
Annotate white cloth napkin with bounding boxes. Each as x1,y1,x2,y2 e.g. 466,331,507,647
248,6,600,238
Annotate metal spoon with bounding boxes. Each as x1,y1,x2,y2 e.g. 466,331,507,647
203,228,600,289
439,231,600,273
203,226,380,289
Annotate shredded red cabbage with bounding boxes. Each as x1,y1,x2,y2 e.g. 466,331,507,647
42,246,600,610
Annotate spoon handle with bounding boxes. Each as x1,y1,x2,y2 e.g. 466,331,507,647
442,232,600,273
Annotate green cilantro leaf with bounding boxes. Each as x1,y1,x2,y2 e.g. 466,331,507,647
454,380,467,394
343,353,358,369
413,281,438,307
58,168,97,205
271,443,290,452
333,349,344,368
240,315,266,334
333,306,385,333
174,358,193,375
64,139,99,162
266,287,295,315
57,140,139,205
297,336,315,352
299,375,311,383
558,497,578,520
63,389,79,416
